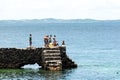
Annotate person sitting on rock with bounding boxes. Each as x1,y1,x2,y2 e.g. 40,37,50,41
53,38,57,46
62,40,65,47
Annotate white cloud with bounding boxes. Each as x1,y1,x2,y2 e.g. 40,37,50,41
0,0,120,20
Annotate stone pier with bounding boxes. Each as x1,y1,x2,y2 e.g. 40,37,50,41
0,47,77,70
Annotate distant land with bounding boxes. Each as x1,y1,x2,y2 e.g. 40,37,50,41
0,18,120,26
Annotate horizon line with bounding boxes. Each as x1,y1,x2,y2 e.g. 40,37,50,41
0,18,120,21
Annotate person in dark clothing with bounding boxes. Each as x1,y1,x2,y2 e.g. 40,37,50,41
62,40,65,45
29,34,32,47
62,40,65,47
53,35,56,40
48,35,52,43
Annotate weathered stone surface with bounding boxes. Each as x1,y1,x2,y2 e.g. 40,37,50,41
0,47,77,69
59,47,77,69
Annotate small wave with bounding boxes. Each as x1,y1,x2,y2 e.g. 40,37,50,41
21,63,41,69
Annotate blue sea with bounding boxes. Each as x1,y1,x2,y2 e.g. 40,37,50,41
0,22,120,80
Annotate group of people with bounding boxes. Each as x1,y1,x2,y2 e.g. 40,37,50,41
29,34,65,48
44,35,59,48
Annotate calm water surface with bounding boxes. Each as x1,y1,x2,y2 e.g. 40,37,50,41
0,23,120,80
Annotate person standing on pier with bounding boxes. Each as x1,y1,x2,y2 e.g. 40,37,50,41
53,35,56,40
48,35,52,43
44,35,49,47
29,34,32,47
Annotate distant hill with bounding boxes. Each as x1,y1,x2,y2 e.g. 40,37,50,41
0,18,120,26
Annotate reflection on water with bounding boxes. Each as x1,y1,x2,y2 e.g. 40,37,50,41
0,69,75,80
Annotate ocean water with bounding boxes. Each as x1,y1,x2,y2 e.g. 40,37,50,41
0,22,120,80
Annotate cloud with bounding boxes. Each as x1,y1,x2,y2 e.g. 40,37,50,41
0,0,120,20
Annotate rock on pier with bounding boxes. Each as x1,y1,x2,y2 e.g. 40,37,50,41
0,47,77,70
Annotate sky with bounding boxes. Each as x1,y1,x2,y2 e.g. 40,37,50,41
0,0,120,20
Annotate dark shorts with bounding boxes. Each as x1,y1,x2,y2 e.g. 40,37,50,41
44,40,48,44
30,41,32,45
